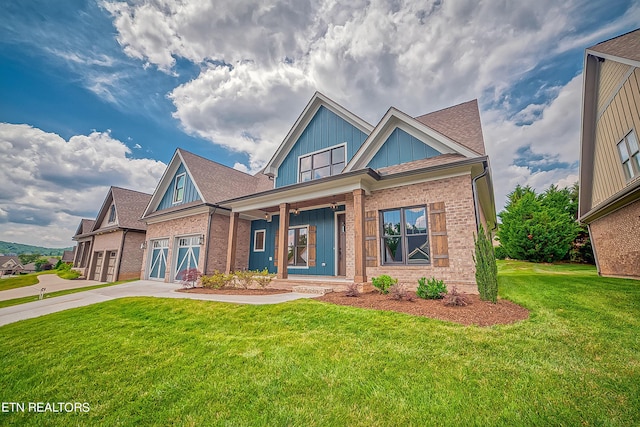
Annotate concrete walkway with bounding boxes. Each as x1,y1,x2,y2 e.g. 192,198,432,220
0,274,102,301
0,280,320,327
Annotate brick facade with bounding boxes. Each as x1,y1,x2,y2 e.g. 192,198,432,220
118,231,146,281
589,198,640,279
141,211,252,282
345,174,478,293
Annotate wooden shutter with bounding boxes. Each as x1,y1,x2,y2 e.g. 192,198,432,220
308,226,316,267
429,202,449,267
365,210,378,267
273,227,279,264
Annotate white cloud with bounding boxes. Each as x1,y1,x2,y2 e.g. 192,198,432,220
0,124,166,247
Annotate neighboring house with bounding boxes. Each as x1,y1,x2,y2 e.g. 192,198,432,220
140,149,273,282
71,219,95,277
142,92,496,291
85,187,152,282
61,249,75,264
579,29,640,279
0,256,23,275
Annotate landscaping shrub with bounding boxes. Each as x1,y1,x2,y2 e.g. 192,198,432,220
200,271,233,289
254,268,275,289
389,283,414,301
474,224,498,303
416,277,447,299
371,275,397,294
179,268,201,289
234,270,255,289
494,245,507,260
345,283,360,297
442,286,470,306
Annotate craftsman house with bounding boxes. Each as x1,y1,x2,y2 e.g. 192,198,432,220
579,29,640,279
83,187,152,282
142,92,496,292
71,218,95,276
0,256,23,276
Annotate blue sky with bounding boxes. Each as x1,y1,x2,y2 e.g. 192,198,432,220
0,0,638,247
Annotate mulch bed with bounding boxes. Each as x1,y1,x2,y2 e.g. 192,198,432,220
316,291,529,326
178,287,529,326
177,287,290,296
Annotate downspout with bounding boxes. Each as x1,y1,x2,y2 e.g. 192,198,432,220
116,229,128,281
202,207,216,275
471,161,489,232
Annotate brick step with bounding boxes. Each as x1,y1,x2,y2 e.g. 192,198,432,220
291,285,335,294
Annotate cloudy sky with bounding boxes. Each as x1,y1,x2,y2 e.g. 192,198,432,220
0,0,637,248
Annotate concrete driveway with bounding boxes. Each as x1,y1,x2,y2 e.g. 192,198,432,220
0,274,102,301
0,280,319,327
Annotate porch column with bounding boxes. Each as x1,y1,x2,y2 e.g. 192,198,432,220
353,189,367,283
72,243,81,267
277,203,290,279
225,212,239,274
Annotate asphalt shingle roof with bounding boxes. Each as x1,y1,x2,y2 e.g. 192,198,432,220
414,99,486,156
589,28,640,62
109,187,153,231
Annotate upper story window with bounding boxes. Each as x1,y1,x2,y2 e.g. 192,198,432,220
381,206,430,265
173,173,186,203
299,144,345,183
108,205,116,223
617,130,640,181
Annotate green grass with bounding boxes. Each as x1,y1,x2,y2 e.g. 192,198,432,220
1,261,639,426
0,271,56,291
0,280,136,309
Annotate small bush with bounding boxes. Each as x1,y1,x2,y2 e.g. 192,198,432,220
234,270,255,289
442,286,470,306
178,268,201,288
494,245,507,260
345,283,360,297
416,277,447,299
201,271,233,289
57,269,80,280
371,275,397,294
389,283,414,301
254,268,275,289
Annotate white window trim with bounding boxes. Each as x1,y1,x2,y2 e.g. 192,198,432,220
107,205,116,223
173,173,186,204
617,129,640,181
287,224,310,269
253,229,266,252
297,142,347,183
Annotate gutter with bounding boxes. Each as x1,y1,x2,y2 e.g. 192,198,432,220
471,160,492,232
202,207,217,274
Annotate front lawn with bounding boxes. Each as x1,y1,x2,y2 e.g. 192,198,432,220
0,271,55,292
0,261,638,425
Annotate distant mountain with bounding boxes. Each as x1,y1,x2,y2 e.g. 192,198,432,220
0,241,73,256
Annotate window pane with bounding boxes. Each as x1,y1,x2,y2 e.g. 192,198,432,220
628,131,639,154
633,153,640,173
300,156,311,172
314,166,331,179
332,162,344,175
618,141,630,162
332,147,345,164
407,235,430,263
405,207,427,234
382,210,401,236
313,150,330,168
623,161,633,180
296,246,307,265
383,237,403,263
300,171,312,182
297,228,307,246
255,231,265,251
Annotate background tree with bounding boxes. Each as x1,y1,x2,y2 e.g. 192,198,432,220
497,184,581,263
18,253,41,265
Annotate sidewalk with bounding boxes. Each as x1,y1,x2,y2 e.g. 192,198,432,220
0,280,319,327
0,274,102,301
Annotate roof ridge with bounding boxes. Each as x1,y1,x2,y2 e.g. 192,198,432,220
589,27,640,50
178,148,257,178
414,99,478,120
110,186,153,196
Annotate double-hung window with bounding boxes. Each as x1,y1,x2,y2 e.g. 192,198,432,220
299,145,346,182
108,205,116,223
617,130,640,180
287,226,308,267
173,173,186,203
381,206,430,264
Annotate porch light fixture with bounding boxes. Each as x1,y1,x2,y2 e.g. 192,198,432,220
140,241,147,250
198,234,205,245
330,202,338,211
264,211,270,220
293,208,299,216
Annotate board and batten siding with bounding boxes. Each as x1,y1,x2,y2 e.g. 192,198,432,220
591,66,640,209
156,164,201,211
248,207,341,275
366,127,442,169
275,106,368,188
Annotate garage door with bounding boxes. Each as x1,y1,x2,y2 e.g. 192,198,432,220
105,251,117,282
175,236,200,281
148,239,169,280
92,252,103,281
